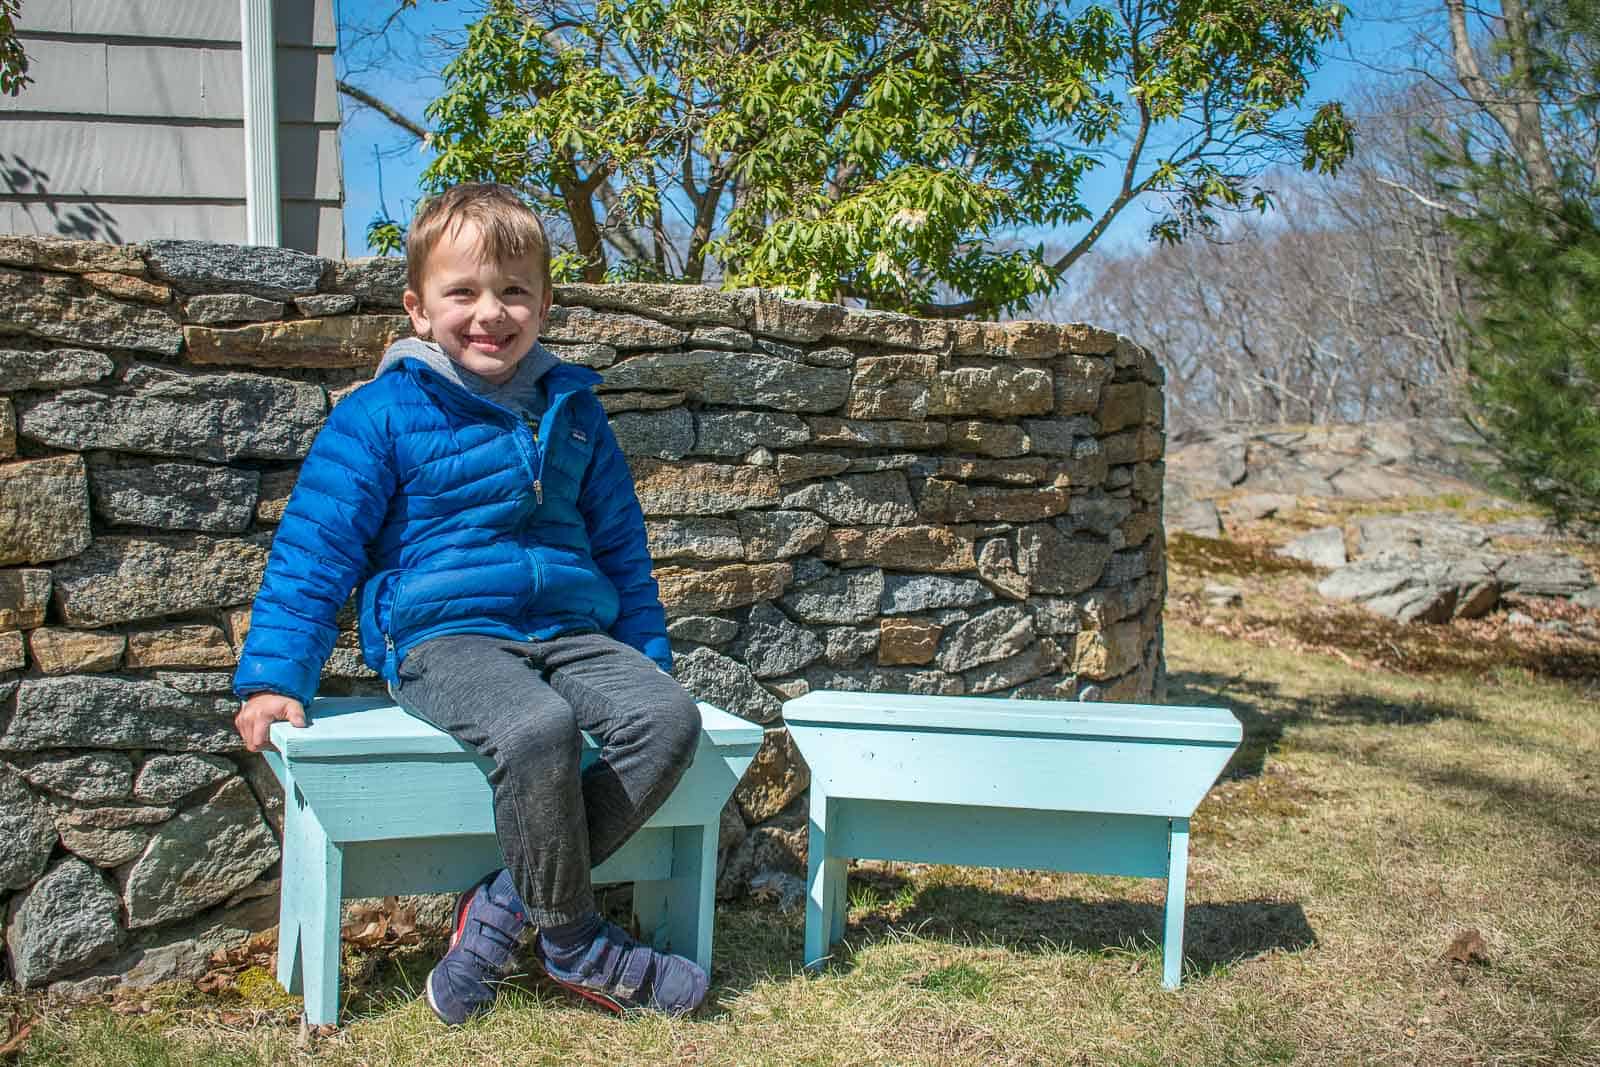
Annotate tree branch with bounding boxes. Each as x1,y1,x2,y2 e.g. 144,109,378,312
337,79,428,142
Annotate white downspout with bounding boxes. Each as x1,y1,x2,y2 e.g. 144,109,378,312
239,0,281,245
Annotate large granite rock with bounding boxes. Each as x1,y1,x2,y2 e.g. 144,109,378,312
937,605,1036,673
655,562,791,615
183,315,409,368
0,267,182,355
781,566,885,625
693,411,811,456
1497,554,1595,598
0,454,92,565
1167,419,1494,505
1278,526,1347,568
880,574,993,614
7,751,134,802
88,462,259,533
733,728,810,824
143,239,326,300
5,858,125,987
782,472,917,525
1,675,239,752
672,646,783,724
122,778,280,929
1016,524,1112,595
631,460,782,514
1318,557,1502,624
133,754,236,804
733,602,824,679
647,517,744,562
1354,514,1490,559
611,407,695,460
0,767,57,890
50,533,271,626
0,345,115,390
601,355,851,412
0,569,51,629
555,282,750,328
738,510,829,561
17,365,326,462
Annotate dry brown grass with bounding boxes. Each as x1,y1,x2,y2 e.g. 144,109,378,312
8,533,1599,1066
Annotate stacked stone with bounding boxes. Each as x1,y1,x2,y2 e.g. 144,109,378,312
0,234,1166,992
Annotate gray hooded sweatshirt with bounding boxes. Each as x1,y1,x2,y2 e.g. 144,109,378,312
373,336,560,422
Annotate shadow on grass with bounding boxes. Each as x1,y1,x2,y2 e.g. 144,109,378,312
296,882,1319,1023
1168,667,1481,779
824,880,1314,979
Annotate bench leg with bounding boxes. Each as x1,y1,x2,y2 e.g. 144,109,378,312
631,821,716,972
804,790,848,969
280,795,344,1025
1162,816,1190,990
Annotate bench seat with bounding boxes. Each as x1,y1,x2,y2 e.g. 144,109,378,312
263,697,762,1025
782,691,1241,988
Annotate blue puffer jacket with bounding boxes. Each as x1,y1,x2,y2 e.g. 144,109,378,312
232,355,670,705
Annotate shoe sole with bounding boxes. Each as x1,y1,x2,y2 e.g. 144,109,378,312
542,971,628,1015
539,958,708,1017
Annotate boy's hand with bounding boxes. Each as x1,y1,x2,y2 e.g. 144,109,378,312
235,693,307,752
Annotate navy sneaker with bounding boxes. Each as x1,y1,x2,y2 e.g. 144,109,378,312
425,869,529,1025
537,919,708,1017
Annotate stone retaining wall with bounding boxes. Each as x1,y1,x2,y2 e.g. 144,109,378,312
0,234,1167,994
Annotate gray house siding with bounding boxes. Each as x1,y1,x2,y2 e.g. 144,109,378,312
1,0,343,256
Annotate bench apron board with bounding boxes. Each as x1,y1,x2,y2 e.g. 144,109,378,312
263,697,762,1026
782,691,1241,989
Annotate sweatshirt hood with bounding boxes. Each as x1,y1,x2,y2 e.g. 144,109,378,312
374,336,560,395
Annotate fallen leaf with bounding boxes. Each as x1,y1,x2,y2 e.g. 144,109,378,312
298,1016,339,1048
1444,929,1489,966
384,895,419,939
339,898,420,948
196,970,235,995
340,918,389,947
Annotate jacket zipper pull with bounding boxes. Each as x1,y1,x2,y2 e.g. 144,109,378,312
533,479,543,504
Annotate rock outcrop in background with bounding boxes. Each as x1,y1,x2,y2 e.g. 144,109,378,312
1164,420,1597,625
0,235,1168,992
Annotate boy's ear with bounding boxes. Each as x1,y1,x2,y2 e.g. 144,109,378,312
402,288,432,338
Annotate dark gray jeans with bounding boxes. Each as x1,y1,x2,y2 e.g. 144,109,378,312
391,632,702,926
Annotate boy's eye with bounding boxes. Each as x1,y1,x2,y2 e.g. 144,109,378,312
447,288,474,298
504,285,527,296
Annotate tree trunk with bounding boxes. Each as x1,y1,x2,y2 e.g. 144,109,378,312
1443,0,1563,211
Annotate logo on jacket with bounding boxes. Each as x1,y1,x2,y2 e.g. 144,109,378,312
570,428,588,443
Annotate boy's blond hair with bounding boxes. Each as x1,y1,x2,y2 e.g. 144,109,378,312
406,183,552,294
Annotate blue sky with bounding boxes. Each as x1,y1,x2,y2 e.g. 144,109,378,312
334,2,1421,261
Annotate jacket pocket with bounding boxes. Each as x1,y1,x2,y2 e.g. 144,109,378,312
359,569,406,666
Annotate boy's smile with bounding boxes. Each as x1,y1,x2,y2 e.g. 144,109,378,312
403,221,552,384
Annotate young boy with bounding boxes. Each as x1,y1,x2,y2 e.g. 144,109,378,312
231,183,708,1023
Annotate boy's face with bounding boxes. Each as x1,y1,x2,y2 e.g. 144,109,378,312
402,221,551,385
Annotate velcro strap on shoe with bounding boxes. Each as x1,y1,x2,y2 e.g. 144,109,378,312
615,947,654,1001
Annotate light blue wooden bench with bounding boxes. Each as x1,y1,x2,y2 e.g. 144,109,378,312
782,691,1241,989
261,697,762,1025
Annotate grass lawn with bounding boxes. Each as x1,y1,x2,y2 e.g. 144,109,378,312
7,560,1598,1065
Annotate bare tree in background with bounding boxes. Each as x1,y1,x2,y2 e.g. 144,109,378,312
1039,81,1472,435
